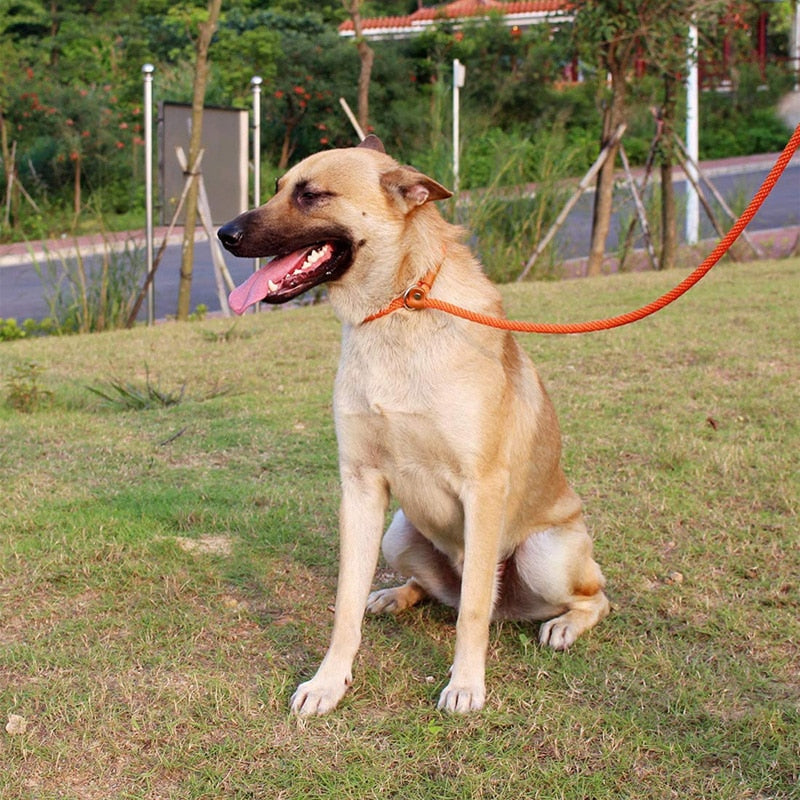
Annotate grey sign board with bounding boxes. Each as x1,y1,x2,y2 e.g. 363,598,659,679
159,102,248,225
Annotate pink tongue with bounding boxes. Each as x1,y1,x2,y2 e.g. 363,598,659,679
228,250,308,315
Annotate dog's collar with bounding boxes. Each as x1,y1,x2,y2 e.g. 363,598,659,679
361,252,444,324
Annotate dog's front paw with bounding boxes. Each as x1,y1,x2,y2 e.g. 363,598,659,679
290,675,350,716
437,680,486,714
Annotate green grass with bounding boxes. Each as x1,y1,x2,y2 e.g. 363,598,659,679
1,259,798,799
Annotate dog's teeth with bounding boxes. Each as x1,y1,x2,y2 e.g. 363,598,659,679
304,249,323,269
268,279,279,292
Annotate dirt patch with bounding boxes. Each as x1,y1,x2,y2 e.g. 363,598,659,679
173,534,234,556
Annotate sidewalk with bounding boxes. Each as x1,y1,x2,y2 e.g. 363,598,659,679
0,226,209,268
2,150,797,269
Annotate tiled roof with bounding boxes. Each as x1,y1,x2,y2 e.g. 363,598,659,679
339,1,572,37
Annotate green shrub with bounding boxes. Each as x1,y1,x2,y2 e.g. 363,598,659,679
0,319,27,342
4,361,53,412
455,126,582,282
33,234,147,334
87,365,186,410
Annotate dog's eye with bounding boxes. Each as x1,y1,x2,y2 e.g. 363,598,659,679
295,187,334,211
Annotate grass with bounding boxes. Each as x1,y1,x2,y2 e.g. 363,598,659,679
0,258,798,799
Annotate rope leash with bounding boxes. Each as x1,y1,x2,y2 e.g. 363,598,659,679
365,123,800,334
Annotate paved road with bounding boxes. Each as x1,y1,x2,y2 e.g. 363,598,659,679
1,154,798,324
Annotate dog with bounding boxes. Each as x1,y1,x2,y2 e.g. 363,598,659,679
218,135,610,715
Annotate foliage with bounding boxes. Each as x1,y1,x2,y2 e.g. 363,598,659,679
255,12,358,167
87,365,186,410
699,63,794,158
454,125,583,281
0,0,795,245
31,234,148,334
3,360,52,411
0,318,26,341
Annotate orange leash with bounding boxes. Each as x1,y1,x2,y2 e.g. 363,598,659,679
365,123,800,334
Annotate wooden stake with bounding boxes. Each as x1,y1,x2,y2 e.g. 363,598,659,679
518,124,626,281
618,142,658,271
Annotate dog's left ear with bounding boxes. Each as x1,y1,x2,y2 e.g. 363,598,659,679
380,166,453,212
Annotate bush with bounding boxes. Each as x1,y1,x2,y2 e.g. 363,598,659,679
0,319,26,342
33,235,147,334
455,126,583,282
4,362,53,412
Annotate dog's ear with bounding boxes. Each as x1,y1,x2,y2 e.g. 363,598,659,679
358,135,385,153
380,166,453,212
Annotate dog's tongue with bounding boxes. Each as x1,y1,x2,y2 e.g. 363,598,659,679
228,250,307,315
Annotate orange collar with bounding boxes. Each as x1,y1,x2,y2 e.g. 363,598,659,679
361,256,443,324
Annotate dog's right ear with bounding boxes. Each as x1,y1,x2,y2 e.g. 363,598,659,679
358,135,385,153
380,166,453,213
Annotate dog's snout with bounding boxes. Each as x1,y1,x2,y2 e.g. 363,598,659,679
218,221,244,250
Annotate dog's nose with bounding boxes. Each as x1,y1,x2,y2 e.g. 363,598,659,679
217,222,243,249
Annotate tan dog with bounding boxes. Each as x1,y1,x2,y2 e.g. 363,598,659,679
218,136,609,715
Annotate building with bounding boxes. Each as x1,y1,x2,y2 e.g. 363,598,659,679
338,0,573,42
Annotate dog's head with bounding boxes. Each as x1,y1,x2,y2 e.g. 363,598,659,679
218,136,452,314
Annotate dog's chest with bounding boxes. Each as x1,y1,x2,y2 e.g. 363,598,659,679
336,327,449,415
334,326,505,476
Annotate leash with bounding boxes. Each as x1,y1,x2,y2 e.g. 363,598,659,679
364,123,800,334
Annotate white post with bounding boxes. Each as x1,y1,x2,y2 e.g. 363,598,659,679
142,63,155,325
685,23,700,246
251,76,262,210
452,59,466,195
250,75,262,313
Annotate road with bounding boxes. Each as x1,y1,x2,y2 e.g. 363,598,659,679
1,153,798,324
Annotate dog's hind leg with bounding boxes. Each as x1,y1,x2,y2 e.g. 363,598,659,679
367,510,462,615
499,520,609,650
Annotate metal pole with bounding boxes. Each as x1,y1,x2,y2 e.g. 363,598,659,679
452,59,466,195
250,76,262,313
685,23,700,246
142,63,155,325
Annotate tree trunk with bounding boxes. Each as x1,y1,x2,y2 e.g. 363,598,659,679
278,120,297,171
659,160,676,270
176,0,222,322
72,155,81,227
1,111,17,227
659,76,679,271
586,59,626,276
345,0,374,135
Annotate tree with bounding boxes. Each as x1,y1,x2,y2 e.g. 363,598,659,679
343,0,374,134
176,0,223,322
573,0,726,275
259,13,355,168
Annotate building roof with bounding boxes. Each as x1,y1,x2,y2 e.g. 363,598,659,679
338,0,573,40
